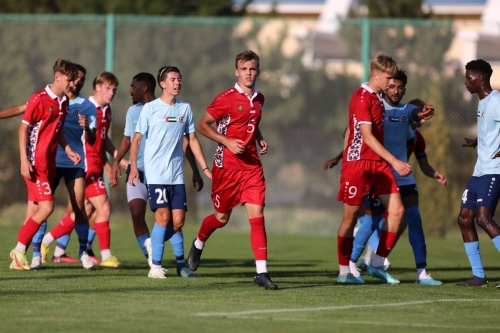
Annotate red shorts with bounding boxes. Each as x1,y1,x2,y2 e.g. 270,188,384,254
211,166,266,213
337,160,399,205
25,168,55,202
85,171,108,199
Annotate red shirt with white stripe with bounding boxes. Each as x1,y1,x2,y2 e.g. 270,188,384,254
85,96,112,174
21,85,68,172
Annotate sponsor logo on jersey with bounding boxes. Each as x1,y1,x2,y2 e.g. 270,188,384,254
166,116,177,122
237,104,244,112
389,116,399,122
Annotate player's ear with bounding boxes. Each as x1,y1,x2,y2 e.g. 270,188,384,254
234,69,239,77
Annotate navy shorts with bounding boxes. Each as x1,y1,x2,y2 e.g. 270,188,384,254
148,184,187,212
52,167,85,191
461,175,500,214
363,184,419,211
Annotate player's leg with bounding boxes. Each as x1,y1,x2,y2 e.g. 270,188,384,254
337,203,364,283
12,201,42,270
88,194,119,267
126,179,150,260
169,230,194,277
85,203,100,264
30,221,47,269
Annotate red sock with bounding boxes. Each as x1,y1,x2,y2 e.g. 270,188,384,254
376,230,399,258
249,216,267,261
337,236,354,266
95,221,110,250
50,215,75,239
18,217,41,246
197,214,226,242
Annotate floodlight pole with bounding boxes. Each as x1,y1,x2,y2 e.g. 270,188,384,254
361,17,370,84
104,13,115,197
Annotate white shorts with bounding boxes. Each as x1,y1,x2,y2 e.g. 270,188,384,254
126,179,148,202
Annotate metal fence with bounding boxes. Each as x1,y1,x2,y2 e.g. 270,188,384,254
0,15,495,236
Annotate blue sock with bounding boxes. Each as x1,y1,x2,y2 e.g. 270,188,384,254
151,223,167,266
405,205,427,268
367,217,384,251
163,224,176,243
464,241,485,278
137,233,150,258
88,229,96,246
74,223,89,255
351,214,382,262
32,222,47,258
491,235,500,253
56,234,70,250
170,231,185,265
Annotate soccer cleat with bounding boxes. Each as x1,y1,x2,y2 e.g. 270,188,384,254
30,256,42,270
148,267,167,279
9,250,30,270
100,256,120,268
254,272,278,290
338,273,365,284
367,265,400,284
52,254,79,264
79,252,95,270
416,273,442,285
177,265,195,277
187,239,203,272
144,238,152,268
358,260,369,272
40,244,49,264
87,249,101,265
456,275,488,287
495,281,500,289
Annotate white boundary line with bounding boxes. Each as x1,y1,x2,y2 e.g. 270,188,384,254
195,299,500,317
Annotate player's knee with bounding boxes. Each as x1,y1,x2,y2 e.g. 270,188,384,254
457,214,472,229
475,214,490,229
39,204,54,220
388,206,404,220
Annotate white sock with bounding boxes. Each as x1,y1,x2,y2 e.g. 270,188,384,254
365,244,374,258
54,246,66,257
256,260,267,274
42,233,55,247
15,242,27,252
339,265,350,275
349,261,360,277
372,254,386,268
417,268,428,280
151,263,162,269
101,249,111,261
195,238,205,250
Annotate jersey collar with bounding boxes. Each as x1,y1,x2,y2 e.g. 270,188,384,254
45,85,67,102
89,96,109,112
361,83,383,101
234,83,259,106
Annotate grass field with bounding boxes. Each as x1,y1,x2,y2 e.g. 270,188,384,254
1,225,500,333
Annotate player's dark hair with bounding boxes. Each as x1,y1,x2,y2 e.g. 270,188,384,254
392,70,407,86
53,59,78,81
235,50,260,69
156,66,181,89
466,59,493,78
409,98,425,108
75,64,86,74
133,72,156,94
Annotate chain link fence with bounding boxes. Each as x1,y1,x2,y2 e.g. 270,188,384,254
0,15,495,236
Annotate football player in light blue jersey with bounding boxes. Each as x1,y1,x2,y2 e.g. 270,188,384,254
348,70,442,285
110,72,203,277
128,66,211,278
457,59,500,287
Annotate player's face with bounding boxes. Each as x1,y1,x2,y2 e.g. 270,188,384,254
465,70,481,94
69,70,86,95
235,59,259,89
374,70,392,91
160,72,181,96
96,82,117,104
385,78,405,105
129,79,143,104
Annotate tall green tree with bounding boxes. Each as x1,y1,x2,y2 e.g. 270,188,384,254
365,0,429,18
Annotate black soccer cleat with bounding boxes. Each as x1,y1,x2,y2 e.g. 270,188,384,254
187,239,203,272
456,275,488,287
254,273,278,290
495,281,500,289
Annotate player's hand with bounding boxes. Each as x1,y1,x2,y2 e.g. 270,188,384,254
434,172,447,186
392,159,412,176
463,138,477,148
203,168,212,180
67,150,81,165
323,158,340,171
418,105,434,123
192,172,204,191
128,168,139,186
225,139,245,155
78,115,88,129
20,158,32,179
109,162,120,187
258,140,268,155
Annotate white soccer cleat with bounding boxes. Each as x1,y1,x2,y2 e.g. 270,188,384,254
31,256,42,270
144,238,153,269
148,267,167,279
79,252,95,270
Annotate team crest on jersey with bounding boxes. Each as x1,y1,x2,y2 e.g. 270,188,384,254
72,109,79,117
479,110,485,119
401,115,408,124
178,115,186,124
48,106,53,113
374,100,380,106
237,104,244,112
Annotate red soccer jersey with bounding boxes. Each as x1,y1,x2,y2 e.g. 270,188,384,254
207,83,264,170
344,84,385,162
22,86,68,172
86,96,112,174
407,129,426,160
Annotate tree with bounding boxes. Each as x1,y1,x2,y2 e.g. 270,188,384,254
365,0,430,18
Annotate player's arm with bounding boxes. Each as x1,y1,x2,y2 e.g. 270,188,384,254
128,132,142,185
323,151,343,171
0,104,26,119
410,104,434,123
110,135,131,186
463,138,477,148
184,136,205,191
186,132,212,181
18,122,32,179
197,112,245,155
59,135,81,166
359,123,411,176
254,127,268,155
105,137,128,169
77,115,96,146
416,153,447,186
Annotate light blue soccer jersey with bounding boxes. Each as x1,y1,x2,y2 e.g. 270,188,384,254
124,103,146,171
55,94,97,169
473,90,500,176
383,100,417,186
135,98,195,185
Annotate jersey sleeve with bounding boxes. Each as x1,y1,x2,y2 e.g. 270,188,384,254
351,92,372,125
489,95,500,121
21,94,42,126
206,94,230,121
124,106,135,137
135,104,150,136
84,103,97,130
184,104,195,135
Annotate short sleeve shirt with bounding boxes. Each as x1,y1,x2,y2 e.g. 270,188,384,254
124,103,146,171
85,96,112,174
22,85,68,172
207,83,264,170
136,98,195,185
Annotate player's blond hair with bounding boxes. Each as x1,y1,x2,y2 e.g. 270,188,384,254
53,59,78,81
94,71,119,87
370,54,398,76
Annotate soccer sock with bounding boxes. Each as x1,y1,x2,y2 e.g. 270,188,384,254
338,235,353,275
15,218,41,251
54,234,70,257
136,233,150,258
31,222,47,258
372,230,398,267
74,222,89,255
249,216,267,259
491,235,500,253
363,244,374,265
196,214,226,249
162,224,176,243
351,214,382,262
151,223,167,266
367,217,384,251
46,215,75,246
95,222,111,261
170,231,185,267
464,241,485,278
405,205,427,268
87,229,97,249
